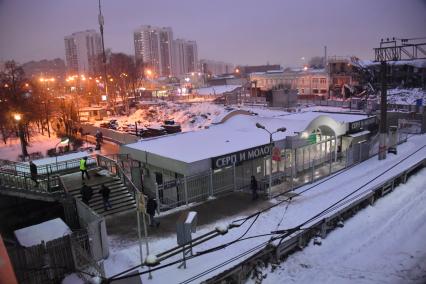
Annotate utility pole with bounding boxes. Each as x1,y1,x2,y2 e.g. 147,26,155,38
378,61,387,160
374,37,426,160
98,0,108,102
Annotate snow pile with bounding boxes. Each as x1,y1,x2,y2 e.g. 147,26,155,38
387,88,426,105
14,218,72,247
252,167,426,284
61,273,85,284
0,132,65,162
94,102,231,132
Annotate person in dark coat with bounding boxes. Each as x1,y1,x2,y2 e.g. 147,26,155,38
29,161,39,187
251,175,258,200
146,197,160,227
99,183,112,211
80,182,93,206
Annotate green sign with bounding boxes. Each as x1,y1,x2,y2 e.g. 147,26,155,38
308,133,317,144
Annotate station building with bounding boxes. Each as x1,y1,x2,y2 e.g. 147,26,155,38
120,110,377,210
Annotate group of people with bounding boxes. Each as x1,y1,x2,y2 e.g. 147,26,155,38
80,182,112,211
80,182,160,227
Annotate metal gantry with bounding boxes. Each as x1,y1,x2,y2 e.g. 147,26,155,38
374,37,426,160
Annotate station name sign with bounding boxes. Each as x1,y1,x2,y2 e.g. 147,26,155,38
212,144,271,169
348,116,377,133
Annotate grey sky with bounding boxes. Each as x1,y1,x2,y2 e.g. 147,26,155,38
1,0,425,67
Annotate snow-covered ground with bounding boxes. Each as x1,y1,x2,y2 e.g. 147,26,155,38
252,167,426,284
0,132,65,161
94,102,231,132
100,134,426,284
92,101,355,135
387,88,426,106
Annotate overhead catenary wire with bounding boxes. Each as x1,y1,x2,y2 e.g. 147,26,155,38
174,144,426,284
297,143,426,228
108,137,424,283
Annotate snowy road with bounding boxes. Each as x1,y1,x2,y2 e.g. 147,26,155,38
255,167,426,284
103,135,426,284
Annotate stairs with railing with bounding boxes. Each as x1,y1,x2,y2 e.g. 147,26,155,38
0,155,140,217
64,175,136,217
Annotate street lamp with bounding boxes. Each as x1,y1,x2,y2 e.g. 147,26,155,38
14,113,21,121
55,137,70,171
14,113,28,159
256,123,286,199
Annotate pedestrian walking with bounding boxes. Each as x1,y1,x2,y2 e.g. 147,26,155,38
99,183,112,211
146,197,160,227
80,182,93,206
79,157,90,180
29,161,39,187
251,175,258,200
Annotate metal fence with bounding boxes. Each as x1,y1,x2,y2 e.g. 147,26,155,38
79,124,139,145
0,157,96,193
7,230,92,284
298,99,351,108
153,131,410,213
96,154,140,201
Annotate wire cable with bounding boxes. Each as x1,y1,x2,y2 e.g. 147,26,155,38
108,138,424,283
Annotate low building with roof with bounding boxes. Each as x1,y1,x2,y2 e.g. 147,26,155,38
78,106,107,122
120,110,377,210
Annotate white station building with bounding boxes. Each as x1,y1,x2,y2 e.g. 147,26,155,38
120,110,377,209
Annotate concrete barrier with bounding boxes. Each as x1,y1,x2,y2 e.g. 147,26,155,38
79,124,139,145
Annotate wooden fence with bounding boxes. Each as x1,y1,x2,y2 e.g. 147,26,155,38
8,230,87,284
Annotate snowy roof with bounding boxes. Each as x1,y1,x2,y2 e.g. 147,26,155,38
125,111,367,163
194,85,241,96
14,218,72,247
359,59,426,68
28,151,94,167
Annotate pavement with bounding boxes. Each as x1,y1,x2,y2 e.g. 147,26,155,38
105,192,274,242
103,158,347,243
60,155,347,245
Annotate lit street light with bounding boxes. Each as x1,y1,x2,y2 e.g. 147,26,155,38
256,123,287,199
14,113,28,159
14,113,21,121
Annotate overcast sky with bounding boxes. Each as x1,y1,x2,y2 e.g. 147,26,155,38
1,0,425,67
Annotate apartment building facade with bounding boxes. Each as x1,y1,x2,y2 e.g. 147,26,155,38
64,30,102,75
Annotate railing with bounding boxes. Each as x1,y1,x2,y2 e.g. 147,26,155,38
0,156,96,194
96,155,141,200
155,166,236,212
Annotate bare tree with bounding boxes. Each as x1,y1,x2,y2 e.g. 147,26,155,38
107,53,138,115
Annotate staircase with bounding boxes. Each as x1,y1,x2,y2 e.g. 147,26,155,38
0,155,140,217
65,175,136,217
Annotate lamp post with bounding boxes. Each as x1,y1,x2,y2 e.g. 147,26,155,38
55,137,70,171
256,123,286,199
14,113,29,159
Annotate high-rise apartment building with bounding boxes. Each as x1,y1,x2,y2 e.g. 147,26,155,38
134,25,173,77
64,30,102,75
173,39,198,77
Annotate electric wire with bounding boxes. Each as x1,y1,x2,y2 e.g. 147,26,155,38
108,137,424,283
297,143,426,228
173,143,426,284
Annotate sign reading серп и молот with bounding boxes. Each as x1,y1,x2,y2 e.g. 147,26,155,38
212,144,272,169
